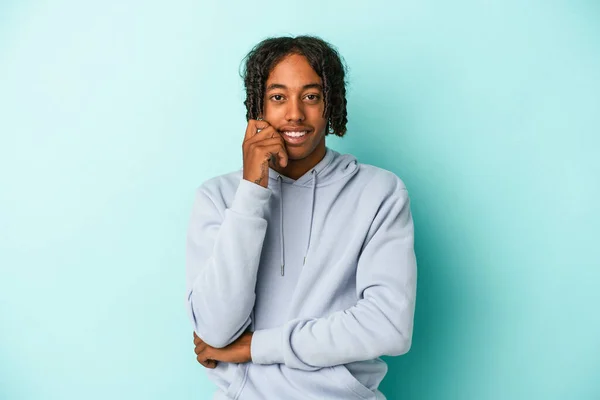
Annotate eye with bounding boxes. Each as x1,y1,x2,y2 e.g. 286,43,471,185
305,94,320,102
270,94,284,102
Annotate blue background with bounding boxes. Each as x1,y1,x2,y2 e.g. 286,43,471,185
1,1,599,399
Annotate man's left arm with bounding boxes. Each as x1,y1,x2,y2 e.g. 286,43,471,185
250,182,417,371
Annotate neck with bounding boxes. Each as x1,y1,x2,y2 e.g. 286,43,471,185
271,139,326,180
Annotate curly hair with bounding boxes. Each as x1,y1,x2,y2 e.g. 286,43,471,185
240,35,349,137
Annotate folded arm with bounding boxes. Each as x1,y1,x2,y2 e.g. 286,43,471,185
250,182,417,370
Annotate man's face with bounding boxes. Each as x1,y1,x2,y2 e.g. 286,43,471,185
262,53,327,160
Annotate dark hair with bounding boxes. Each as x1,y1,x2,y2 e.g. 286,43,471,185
240,35,349,137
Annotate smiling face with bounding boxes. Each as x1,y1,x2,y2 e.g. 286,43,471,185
262,53,327,163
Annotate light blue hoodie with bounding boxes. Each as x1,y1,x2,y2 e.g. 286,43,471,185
185,146,417,400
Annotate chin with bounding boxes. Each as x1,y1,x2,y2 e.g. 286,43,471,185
286,150,309,161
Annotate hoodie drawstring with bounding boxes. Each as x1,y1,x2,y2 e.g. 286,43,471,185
277,169,317,276
278,175,284,276
304,170,317,266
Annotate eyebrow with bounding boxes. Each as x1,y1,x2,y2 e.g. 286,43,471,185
266,83,323,91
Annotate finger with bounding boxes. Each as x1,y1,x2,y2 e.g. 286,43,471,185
194,336,203,345
194,343,207,355
252,135,285,148
244,119,271,141
195,345,217,368
196,354,217,369
244,125,278,146
255,141,289,168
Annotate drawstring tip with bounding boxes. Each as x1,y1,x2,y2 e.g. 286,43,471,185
281,264,284,276
303,256,306,265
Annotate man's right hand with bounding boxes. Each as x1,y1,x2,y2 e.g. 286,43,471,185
242,119,288,188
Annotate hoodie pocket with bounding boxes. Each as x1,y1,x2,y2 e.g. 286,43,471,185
205,362,247,399
326,364,377,400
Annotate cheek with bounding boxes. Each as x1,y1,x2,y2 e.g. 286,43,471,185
263,104,283,120
307,106,326,122
312,115,327,131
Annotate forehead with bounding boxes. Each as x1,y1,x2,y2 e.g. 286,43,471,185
266,53,322,89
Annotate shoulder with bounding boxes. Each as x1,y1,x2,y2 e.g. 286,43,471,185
353,163,413,237
355,162,409,198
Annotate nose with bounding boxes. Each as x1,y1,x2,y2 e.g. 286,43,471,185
285,97,305,122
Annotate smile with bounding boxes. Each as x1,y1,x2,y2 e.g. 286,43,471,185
281,130,311,144
282,131,308,137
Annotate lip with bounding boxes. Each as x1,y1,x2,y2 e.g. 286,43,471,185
280,129,311,145
280,126,312,132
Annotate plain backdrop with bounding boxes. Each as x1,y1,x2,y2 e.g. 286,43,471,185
1,1,599,399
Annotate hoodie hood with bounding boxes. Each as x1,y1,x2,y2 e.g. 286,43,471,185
265,146,359,276
267,146,358,187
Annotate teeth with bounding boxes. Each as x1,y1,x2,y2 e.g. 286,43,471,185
283,131,308,137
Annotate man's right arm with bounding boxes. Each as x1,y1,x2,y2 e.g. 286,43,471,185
185,179,271,348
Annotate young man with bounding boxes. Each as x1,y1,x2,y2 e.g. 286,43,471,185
185,35,417,400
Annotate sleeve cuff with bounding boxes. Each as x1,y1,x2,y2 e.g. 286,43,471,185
251,327,284,365
230,178,272,218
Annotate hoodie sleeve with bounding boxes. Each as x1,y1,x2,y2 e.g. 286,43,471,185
250,183,417,370
185,178,271,349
